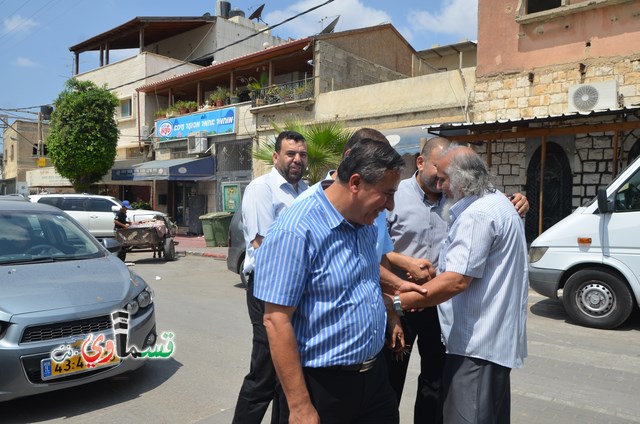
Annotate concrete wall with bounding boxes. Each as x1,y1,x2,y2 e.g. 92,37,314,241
477,0,640,77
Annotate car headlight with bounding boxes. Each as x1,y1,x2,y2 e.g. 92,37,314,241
528,246,548,263
127,286,154,315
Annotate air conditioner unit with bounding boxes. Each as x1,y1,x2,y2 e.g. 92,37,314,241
568,80,618,113
187,132,208,154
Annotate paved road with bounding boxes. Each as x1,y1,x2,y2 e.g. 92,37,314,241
1,253,639,423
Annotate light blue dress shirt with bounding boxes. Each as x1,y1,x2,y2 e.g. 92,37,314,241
254,187,387,367
293,171,393,261
242,167,308,274
437,191,528,369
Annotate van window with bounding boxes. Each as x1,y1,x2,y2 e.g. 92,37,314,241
37,197,61,208
614,169,640,212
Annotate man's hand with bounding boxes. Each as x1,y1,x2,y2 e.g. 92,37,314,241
510,192,529,217
386,311,405,354
289,403,320,424
404,258,436,283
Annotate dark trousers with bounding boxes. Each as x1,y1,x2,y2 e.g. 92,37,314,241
442,355,511,424
232,274,288,424
303,353,399,423
384,306,446,424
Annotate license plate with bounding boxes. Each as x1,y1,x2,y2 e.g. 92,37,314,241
41,351,120,380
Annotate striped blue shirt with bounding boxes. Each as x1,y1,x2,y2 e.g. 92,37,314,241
254,186,387,367
437,191,528,369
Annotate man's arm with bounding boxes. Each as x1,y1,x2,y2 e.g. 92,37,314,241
263,303,320,423
379,256,427,295
398,271,473,309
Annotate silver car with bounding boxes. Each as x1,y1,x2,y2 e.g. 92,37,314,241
0,199,157,402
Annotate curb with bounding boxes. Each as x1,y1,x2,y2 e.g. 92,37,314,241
178,250,227,260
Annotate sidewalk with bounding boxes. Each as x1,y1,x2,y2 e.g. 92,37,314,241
174,235,228,260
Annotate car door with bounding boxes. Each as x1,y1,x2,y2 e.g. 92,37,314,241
87,198,117,237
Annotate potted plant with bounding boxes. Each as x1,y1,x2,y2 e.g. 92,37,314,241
294,84,309,100
166,105,179,117
230,88,241,104
154,109,167,119
174,100,189,115
186,101,198,112
210,86,230,107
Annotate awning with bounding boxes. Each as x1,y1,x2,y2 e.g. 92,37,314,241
381,126,433,155
111,156,215,181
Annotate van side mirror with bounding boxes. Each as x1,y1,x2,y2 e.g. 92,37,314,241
597,188,612,213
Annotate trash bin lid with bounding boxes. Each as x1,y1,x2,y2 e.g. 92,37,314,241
199,212,233,219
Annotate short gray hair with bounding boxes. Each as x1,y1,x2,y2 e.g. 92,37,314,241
444,146,494,197
337,139,405,185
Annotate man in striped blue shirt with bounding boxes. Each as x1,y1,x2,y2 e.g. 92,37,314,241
395,146,528,424
254,140,406,423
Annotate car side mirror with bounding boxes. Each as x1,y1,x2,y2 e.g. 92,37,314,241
101,237,122,253
112,205,120,213
597,188,612,214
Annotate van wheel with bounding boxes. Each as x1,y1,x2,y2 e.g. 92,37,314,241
562,268,634,329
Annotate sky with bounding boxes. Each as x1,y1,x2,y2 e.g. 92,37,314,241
0,0,478,118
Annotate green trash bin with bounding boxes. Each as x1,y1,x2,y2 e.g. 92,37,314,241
200,212,233,247
211,212,233,247
199,213,219,247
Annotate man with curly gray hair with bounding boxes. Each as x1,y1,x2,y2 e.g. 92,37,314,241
393,145,528,424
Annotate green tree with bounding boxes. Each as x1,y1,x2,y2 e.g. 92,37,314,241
254,119,353,184
47,79,119,192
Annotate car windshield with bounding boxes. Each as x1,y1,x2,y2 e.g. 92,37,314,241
0,210,103,265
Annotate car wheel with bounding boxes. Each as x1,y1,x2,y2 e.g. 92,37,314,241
164,238,176,261
562,268,634,329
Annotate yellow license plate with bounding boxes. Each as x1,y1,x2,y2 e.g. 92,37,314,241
41,352,120,380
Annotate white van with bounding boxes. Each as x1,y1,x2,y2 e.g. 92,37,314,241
529,155,640,329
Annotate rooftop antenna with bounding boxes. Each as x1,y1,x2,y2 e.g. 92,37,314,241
319,16,339,34
248,4,266,24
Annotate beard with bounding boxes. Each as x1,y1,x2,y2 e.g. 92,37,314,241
441,192,463,224
282,164,304,184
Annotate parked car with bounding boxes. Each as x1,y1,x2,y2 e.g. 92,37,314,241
0,199,157,401
28,194,166,239
226,205,247,285
528,155,640,329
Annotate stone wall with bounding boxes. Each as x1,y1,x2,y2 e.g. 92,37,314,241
475,139,527,196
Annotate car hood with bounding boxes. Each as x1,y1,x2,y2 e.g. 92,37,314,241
0,255,137,316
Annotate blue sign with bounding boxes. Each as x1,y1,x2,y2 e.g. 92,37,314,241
155,107,236,141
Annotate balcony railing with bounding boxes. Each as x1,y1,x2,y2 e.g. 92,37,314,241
251,77,315,108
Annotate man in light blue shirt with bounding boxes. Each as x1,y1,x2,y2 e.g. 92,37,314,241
233,130,308,424
255,140,406,423
396,146,528,423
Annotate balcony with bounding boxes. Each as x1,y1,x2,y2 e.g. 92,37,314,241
251,78,315,108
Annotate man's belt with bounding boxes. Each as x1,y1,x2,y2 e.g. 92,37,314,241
326,356,377,373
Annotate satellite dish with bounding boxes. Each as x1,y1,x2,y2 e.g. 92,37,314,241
248,4,266,23
319,16,339,34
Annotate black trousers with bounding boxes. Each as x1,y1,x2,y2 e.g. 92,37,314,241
232,273,288,424
303,353,399,423
384,306,446,424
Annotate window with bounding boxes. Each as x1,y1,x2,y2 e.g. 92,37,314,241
89,198,116,213
527,0,562,14
614,169,640,212
120,98,132,119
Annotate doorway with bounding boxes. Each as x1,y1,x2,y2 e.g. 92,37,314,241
525,142,573,243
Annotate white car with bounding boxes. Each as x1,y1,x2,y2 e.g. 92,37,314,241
28,194,165,239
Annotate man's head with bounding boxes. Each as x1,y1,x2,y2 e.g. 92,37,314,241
436,145,492,202
335,139,405,225
273,130,308,185
416,137,450,195
342,127,389,157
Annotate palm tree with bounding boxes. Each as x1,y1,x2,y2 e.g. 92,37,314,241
253,119,353,184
